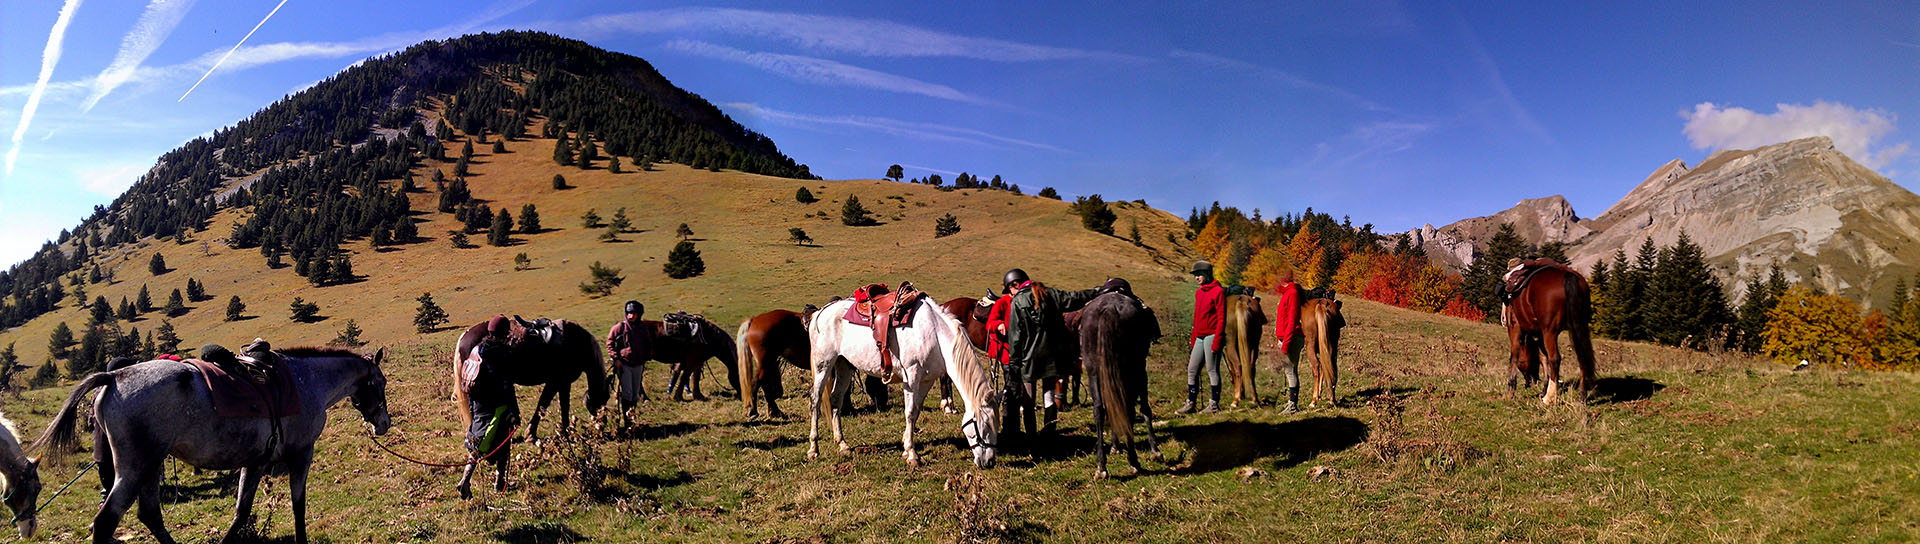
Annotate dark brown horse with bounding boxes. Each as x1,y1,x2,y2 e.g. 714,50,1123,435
937,296,995,413
453,318,608,441
643,316,739,402
1077,287,1162,478
1504,266,1598,404
735,309,814,419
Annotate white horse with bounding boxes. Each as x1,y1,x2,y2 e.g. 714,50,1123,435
0,412,41,539
807,297,999,468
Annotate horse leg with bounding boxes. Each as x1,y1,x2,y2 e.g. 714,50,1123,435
526,385,559,442
493,443,511,491
1573,329,1598,399
667,363,685,401
1542,329,1565,406
558,386,572,436
220,467,264,543
690,360,710,401
134,468,177,544
93,422,114,499
1506,327,1526,399
806,361,832,461
1089,378,1108,479
457,460,476,499
901,376,929,467
830,365,852,453
940,377,957,414
289,450,316,544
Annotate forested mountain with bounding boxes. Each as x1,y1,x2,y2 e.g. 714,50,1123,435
0,31,814,330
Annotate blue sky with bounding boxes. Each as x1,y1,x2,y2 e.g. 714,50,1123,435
3,1,1917,267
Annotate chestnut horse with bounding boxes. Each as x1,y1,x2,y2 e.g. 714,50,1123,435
1505,266,1598,404
643,317,739,402
937,296,995,414
735,309,813,419
1221,294,1267,407
1299,298,1345,408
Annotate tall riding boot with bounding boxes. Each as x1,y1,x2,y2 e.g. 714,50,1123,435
1176,384,1198,415
1042,390,1060,434
1202,386,1220,413
1283,387,1299,413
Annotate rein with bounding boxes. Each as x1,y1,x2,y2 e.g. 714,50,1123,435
368,422,518,468
10,460,94,525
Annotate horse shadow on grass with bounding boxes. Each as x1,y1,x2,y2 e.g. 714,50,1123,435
160,469,238,504
493,521,590,543
1589,376,1664,405
1167,416,1368,475
1351,386,1419,401
620,422,703,442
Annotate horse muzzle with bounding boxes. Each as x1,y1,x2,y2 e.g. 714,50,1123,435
368,415,392,437
15,517,34,539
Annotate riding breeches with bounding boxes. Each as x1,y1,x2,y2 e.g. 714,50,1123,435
1281,332,1303,389
1187,335,1220,387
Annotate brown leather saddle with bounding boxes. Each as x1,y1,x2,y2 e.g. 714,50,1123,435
843,281,925,379
182,356,302,419
1502,258,1576,301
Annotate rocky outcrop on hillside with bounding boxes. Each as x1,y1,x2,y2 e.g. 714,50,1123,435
1414,136,1920,302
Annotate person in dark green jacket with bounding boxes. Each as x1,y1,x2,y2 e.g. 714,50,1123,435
996,268,1106,442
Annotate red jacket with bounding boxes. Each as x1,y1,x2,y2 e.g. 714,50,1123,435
1191,280,1225,351
985,293,1014,364
1274,282,1301,349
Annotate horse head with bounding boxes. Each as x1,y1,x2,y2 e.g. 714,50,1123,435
349,348,392,437
3,457,40,539
960,398,999,469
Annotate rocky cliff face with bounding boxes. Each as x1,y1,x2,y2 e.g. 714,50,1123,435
1414,136,1920,303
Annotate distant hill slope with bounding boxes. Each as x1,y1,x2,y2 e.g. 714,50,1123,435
1408,136,1920,302
0,31,1195,370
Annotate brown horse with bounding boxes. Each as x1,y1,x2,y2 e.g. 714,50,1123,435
1505,266,1598,404
735,309,813,419
1221,294,1267,407
937,296,996,414
453,318,607,441
1299,298,1345,408
643,316,739,401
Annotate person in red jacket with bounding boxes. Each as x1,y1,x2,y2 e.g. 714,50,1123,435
1182,261,1226,414
1273,270,1304,413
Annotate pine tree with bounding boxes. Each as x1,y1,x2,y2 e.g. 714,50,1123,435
155,320,181,355
309,258,332,286
885,164,904,182
136,284,153,313
90,296,113,327
1891,277,1910,314
1038,187,1060,200
149,253,167,275
490,209,514,247
514,253,532,271
449,231,471,249
1647,232,1730,348
663,241,706,279
580,208,602,228
1073,195,1117,235
934,213,961,238
789,227,812,245
1462,223,1530,320
578,262,625,296
289,297,321,322
490,140,506,154
795,187,818,204
676,223,694,240
519,204,541,234
225,295,246,321
332,319,366,347
118,297,136,321
165,288,185,316
48,322,74,359
187,277,205,301
554,136,574,166
413,292,449,333
461,140,475,161
608,155,622,173
552,174,567,190
841,196,875,226
609,207,631,232
332,255,354,284
394,218,418,243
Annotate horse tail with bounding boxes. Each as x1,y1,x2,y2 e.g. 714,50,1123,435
1564,272,1599,387
735,318,757,416
32,372,115,462
1088,305,1134,445
451,349,472,431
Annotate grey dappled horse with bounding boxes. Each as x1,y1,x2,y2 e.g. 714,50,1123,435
35,348,391,544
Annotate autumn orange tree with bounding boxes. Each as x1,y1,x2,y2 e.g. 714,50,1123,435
1286,224,1326,289
1762,286,1863,367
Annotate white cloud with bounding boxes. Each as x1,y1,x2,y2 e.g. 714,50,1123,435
84,0,197,112
724,102,1067,153
555,8,1141,62
667,40,995,106
75,162,151,196
1682,101,1911,168
1169,49,1388,112
7,0,85,178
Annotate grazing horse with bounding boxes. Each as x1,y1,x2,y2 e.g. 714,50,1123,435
806,297,1000,468
35,348,391,544
1505,266,1598,404
0,412,41,539
1078,289,1163,478
937,296,996,414
735,309,814,419
645,316,739,401
1299,299,1345,408
1221,294,1267,407
454,318,608,441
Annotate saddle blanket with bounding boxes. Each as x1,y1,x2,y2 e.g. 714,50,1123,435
183,359,303,419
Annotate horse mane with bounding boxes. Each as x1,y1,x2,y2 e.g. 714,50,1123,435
0,410,31,492
929,300,993,413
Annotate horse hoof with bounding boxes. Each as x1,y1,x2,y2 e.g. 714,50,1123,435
838,443,852,454
1151,452,1165,463
806,449,819,461
457,485,472,500
1093,469,1108,480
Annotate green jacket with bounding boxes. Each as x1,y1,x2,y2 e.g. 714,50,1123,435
1005,282,1102,382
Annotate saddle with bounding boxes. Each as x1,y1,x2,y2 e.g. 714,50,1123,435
663,311,704,339
843,282,925,379
182,353,302,419
1501,258,1576,302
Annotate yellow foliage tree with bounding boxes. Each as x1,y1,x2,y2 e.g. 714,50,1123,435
1407,264,1455,313
1331,251,1375,294
1193,215,1230,266
1881,302,1920,371
1240,243,1294,292
1286,224,1325,289
1761,286,1863,367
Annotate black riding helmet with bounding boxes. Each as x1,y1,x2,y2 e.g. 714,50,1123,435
1003,268,1029,290
624,300,643,317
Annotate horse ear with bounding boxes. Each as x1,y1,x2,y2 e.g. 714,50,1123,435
373,347,385,366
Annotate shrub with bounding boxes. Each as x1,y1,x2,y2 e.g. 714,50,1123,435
663,241,705,279
789,227,812,245
841,196,876,226
332,319,366,347
225,296,246,321
935,214,961,238
796,187,818,204
1072,195,1117,235
580,261,625,297
514,253,532,271
414,292,450,333
289,297,321,322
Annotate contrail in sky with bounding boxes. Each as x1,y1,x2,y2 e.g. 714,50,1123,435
178,0,288,102
6,0,85,177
